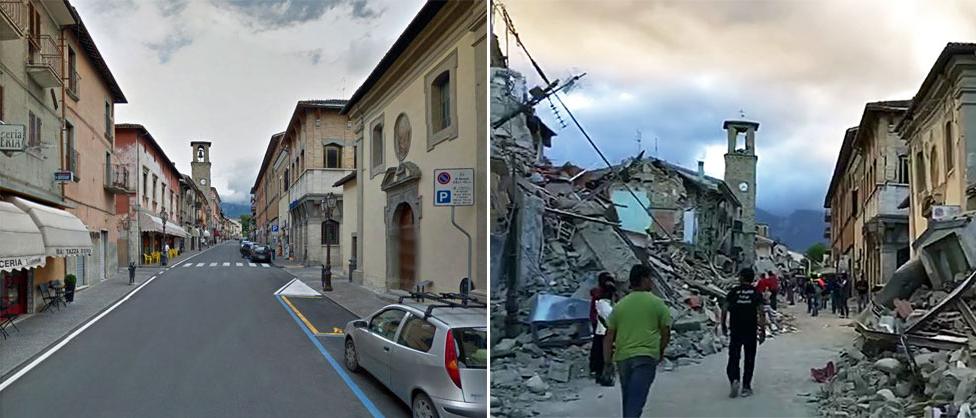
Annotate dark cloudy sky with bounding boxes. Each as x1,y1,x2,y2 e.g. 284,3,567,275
495,0,976,215
75,0,424,204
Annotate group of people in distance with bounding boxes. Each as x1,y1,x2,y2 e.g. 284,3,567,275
586,265,869,417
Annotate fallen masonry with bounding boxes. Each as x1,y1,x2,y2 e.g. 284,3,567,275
489,64,797,417
816,212,976,418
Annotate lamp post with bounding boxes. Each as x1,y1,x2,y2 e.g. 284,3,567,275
160,209,168,266
321,193,337,291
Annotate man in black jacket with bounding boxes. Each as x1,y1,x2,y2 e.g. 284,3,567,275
722,268,766,398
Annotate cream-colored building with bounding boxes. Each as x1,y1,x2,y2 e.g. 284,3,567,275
341,0,487,296
897,43,976,244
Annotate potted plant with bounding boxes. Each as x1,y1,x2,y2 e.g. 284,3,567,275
64,274,77,303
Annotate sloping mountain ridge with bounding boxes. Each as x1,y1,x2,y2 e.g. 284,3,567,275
756,208,824,252
220,202,250,219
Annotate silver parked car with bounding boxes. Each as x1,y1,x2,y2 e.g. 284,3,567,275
343,295,487,418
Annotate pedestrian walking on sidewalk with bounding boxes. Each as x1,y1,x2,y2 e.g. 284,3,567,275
161,243,169,266
855,276,869,312
589,273,617,379
722,267,766,398
806,278,821,317
603,264,672,418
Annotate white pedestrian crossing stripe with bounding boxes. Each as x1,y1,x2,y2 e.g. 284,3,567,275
183,264,192,268
222,262,230,266
236,262,242,267
196,263,205,267
261,263,269,267
249,263,256,267
209,262,217,267
182,262,271,268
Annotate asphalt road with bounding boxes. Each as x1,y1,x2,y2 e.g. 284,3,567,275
0,242,410,418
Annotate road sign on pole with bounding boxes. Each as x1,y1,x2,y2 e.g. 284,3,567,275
433,168,474,206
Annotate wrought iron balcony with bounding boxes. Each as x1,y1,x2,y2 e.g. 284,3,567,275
26,34,62,88
0,1,26,40
105,163,133,193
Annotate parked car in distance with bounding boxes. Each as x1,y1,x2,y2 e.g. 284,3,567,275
249,245,272,263
240,241,253,258
343,293,487,418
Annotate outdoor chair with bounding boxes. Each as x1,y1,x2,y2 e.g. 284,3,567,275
0,299,19,339
49,280,67,308
37,283,60,312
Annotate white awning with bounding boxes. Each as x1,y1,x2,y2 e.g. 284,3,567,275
11,197,93,257
0,201,47,272
139,212,164,233
165,222,187,238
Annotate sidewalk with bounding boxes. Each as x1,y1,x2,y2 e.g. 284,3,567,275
284,266,397,318
0,249,203,379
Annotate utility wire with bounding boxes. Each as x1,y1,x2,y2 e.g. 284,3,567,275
496,2,675,240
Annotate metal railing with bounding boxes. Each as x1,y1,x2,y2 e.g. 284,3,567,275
0,1,27,35
27,34,62,80
68,69,80,96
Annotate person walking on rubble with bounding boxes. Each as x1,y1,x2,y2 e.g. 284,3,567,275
722,267,766,398
590,272,617,378
836,274,851,318
603,264,672,418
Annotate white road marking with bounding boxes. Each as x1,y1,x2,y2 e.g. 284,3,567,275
236,262,243,267
196,263,205,267
0,244,218,392
249,263,256,267
209,262,217,267
222,262,230,267
261,263,270,267
274,278,297,295
183,264,193,268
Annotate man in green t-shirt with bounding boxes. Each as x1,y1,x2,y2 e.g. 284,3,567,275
603,264,672,418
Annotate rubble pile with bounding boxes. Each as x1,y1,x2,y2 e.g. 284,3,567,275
817,338,976,418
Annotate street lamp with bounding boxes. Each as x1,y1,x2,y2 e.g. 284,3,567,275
160,208,168,266
321,192,337,291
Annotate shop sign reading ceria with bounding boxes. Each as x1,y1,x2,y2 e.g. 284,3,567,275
0,124,26,152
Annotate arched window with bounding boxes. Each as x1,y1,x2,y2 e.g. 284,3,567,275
322,220,339,245
930,145,939,187
945,121,955,172
325,145,342,169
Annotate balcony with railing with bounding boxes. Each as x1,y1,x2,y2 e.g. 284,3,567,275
67,69,80,98
288,168,353,209
865,183,910,222
26,34,62,88
0,1,26,40
105,163,132,194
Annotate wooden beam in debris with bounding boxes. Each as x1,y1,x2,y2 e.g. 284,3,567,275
957,300,976,335
905,270,976,335
543,206,620,226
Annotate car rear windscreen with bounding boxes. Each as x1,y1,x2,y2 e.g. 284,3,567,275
452,327,486,369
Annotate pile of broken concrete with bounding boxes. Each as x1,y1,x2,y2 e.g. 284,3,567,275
817,338,976,418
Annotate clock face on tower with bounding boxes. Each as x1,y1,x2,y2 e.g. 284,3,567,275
200,178,207,186
738,182,749,192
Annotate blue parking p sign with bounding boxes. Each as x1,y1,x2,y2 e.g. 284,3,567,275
436,190,452,204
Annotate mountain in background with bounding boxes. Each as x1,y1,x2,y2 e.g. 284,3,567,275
756,208,825,252
220,202,250,219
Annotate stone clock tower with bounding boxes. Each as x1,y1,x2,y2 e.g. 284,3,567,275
723,120,759,268
191,141,212,195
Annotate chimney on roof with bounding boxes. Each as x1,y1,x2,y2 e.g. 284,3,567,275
697,161,705,179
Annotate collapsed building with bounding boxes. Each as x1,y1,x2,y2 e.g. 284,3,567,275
489,57,796,416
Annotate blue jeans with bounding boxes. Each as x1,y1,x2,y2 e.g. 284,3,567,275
617,355,658,417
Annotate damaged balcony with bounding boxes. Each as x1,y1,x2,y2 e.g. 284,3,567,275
0,1,26,40
26,35,62,88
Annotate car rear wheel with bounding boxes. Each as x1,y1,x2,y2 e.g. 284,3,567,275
412,392,439,418
344,338,360,372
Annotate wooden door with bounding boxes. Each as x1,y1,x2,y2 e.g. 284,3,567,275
396,204,416,291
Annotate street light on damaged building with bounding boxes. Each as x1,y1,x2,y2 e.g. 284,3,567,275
321,193,337,291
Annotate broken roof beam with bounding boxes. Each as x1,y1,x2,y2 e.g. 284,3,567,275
543,206,619,226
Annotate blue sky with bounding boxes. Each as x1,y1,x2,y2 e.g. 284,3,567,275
496,0,976,215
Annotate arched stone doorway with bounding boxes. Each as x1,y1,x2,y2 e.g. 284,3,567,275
393,203,417,291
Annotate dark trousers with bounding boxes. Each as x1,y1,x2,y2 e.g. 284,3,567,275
808,295,819,316
786,287,795,305
821,293,828,309
590,333,605,375
837,295,849,317
858,293,868,312
769,290,778,310
727,332,757,389
617,356,658,418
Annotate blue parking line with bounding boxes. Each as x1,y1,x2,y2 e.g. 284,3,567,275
275,294,385,418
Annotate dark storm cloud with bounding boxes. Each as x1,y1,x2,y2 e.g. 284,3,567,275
212,0,383,29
